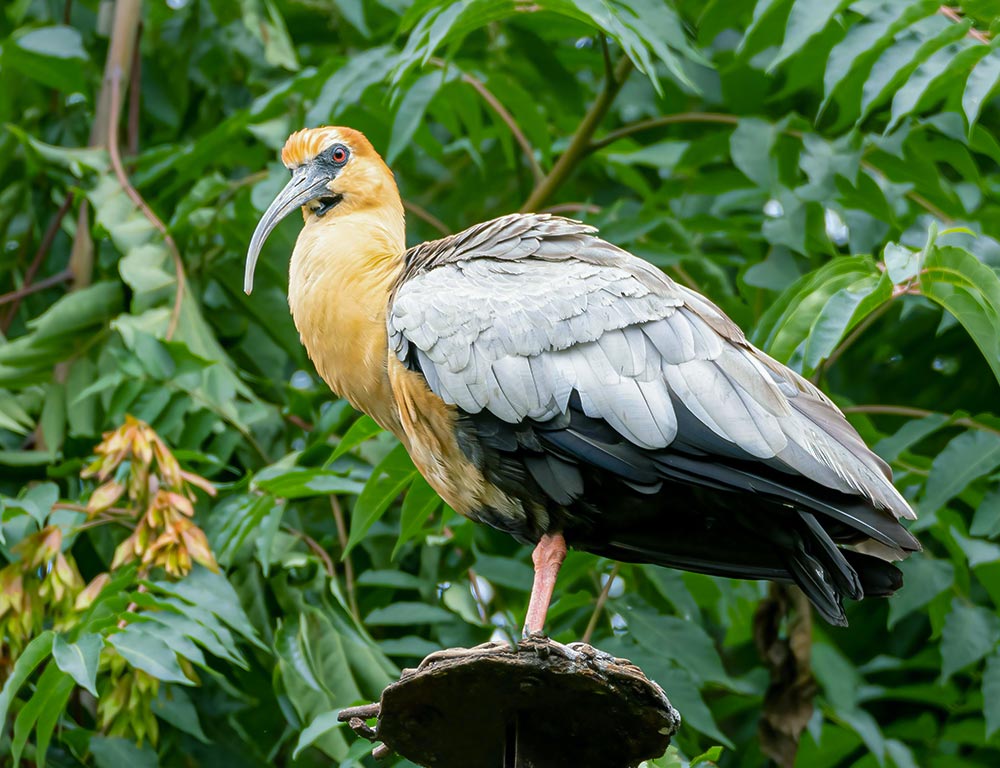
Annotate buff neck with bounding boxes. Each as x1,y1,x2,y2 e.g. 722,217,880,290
287,201,407,435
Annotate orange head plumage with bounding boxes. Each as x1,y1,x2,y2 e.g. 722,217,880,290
244,126,404,293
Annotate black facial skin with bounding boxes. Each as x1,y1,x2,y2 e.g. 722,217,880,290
310,143,350,217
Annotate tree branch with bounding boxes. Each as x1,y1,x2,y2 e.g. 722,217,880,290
107,65,187,340
588,111,740,154
520,54,633,212
0,270,74,306
938,5,991,44
586,110,955,223
814,301,893,383
582,564,619,644
403,199,450,236
430,59,544,185
331,495,359,621
1,195,74,331
842,404,1000,439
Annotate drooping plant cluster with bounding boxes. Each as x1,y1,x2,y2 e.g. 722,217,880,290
1,1,1000,767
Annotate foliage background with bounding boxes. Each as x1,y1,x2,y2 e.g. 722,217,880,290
2,0,1000,766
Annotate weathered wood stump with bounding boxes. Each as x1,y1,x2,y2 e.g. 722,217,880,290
338,635,681,768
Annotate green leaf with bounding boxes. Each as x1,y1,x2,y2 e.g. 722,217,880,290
801,272,891,374
387,70,446,164
985,650,1000,738
691,746,724,767
755,256,881,365
860,17,966,121
730,118,777,188
940,598,1000,680
52,633,102,697
873,413,950,463
364,601,456,626
89,736,158,768
394,475,442,556
886,39,983,132
4,26,89,92
971,487,1000,538
329,415,383,462
109,627,194,685
922,430,1000,514
11,662,74,768
150,566,267,650
471,548,534,591
622,605,733,687
607,141,689,170
294,710,345,758
962,42,1000,129
254,467,364,498
345,443,416,555
883,242,920,284
5,482,59,526
152,687,209,743
920,246,1000,386
769,0,849,72
27,282,123,341
887,557,955,628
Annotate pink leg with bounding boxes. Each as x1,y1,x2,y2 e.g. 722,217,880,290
523,533,567,637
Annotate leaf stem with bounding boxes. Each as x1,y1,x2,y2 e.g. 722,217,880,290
588,111,740,153
520,54,633,212
1,196,75,331
432,60,544,184
286,525,336,578
107,64,187,341
938,5,991,44
0,269,74,307
330,496,359,621
403,199,450,236
582,564,619,644
842,405,1000,439
815,301,893,382
586,111,954,222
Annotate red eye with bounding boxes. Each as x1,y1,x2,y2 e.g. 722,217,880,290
332,146,348,164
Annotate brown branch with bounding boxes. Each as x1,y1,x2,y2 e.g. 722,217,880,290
69,0,141,293
1,195,74,329
939,5,991,44
859,160,954,223
468,567,489,624
0,269,73,306
403,199,450,236
107,65,187,340
541,202,602,216
814,301,893,382
330,495,359,621
842,405,1000,439
429,60,544,185
284,413,313,432
521,54,633,212
668,264,701,292
588,111,740,154
118,581,147,630
127,23,142,158
287,525,336,578
586,110,954,223
582,564,619,644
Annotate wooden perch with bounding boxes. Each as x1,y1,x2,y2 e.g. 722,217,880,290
339,635,681,768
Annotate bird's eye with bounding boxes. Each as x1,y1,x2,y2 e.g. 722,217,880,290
331,145,348,164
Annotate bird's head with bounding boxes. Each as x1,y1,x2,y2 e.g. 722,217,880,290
244,126,401,294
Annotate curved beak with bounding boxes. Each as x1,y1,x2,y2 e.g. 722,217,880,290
244,166,330,294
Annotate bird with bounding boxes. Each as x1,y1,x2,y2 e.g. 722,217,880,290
245,126,920,632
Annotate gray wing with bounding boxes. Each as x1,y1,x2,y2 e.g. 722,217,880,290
388,214,913,521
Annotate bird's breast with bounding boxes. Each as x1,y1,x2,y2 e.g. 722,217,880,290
287,222,403,434
387,357,528,529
